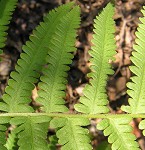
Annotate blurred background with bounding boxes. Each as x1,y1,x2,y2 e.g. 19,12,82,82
1,0,145,149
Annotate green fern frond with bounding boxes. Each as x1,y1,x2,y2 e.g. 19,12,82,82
5,129,18,150
97,117,139,150
10,116,51,150
0,2,74,113
121,6,145,114
0,0,18,54
50,117,91,150
139,120,145,136
75,3,116,114
36,5,80,113
0,117,10,150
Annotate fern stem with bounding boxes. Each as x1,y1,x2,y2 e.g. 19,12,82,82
0,113,145,118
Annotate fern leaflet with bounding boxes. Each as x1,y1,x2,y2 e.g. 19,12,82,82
0,0,18,54
0,1,144,150
35,4,92,149
36,5,80,113
97,117,139,150
74,2,116,114
50,117,91,150
5,128,18,150
0,117,10,150
139,120,145,136
121,6,145,114
0,2,74,112
10,116,51,150
119,5,145,139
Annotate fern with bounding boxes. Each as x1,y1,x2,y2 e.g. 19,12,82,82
0,1,145,150
50,117,91,150
120,5,145,140
0,117,10,150
49,3,117,149
0,2,74,112
0,0,18,55
121,6,145,114
5,128,18,150
36,5,80,113
74,2,116,114
139,120,145,136
10,116,51,150
74,2,139,150
97,117,139,150
35,4,92,149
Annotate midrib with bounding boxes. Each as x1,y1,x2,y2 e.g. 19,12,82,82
69,119,79,150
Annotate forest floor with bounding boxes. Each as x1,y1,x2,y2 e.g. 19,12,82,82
1,0,145,149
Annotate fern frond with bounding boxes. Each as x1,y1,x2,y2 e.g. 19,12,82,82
10,116,51,150
97,117,139,150
74,3,116,114
0,117,10,150
50,117,91,150
0,0,18,54
36,5,80,113
121,6,145,114
139,120,145,136
5,129,18,150
0,2,74,112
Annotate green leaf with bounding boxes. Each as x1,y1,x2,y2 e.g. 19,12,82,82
0,2,75,113
0,117,10,150
5,129,18,150
36,5,80,113
10,116,51,150
0,0,18,54
121,6,145,114
75,2,116,114
97,117,139,150
50,117,91,150
139,119,145,136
